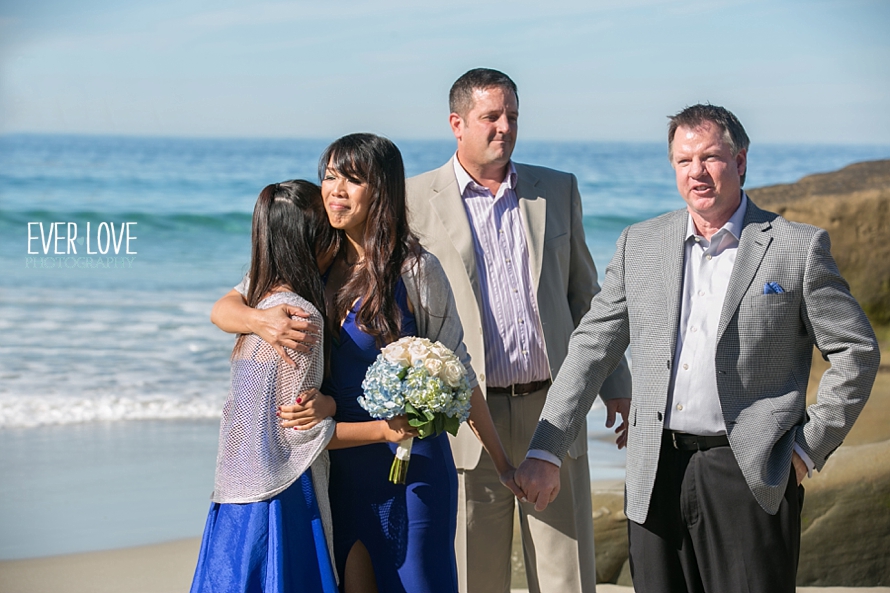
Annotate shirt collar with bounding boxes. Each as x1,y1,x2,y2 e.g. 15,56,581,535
685,191,748,242
452,153,517,197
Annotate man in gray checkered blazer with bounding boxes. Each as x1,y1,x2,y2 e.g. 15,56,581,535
514,104,880,592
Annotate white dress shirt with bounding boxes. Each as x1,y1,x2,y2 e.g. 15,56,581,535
666,194,813,473
665,196,748,435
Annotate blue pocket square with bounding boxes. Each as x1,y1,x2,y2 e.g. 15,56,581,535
763,282,785,294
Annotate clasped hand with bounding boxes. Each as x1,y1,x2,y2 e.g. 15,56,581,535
511,397,630,511
277,388,336,430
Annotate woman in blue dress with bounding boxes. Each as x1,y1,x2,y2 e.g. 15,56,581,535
190,180,341,593
278,134,521,593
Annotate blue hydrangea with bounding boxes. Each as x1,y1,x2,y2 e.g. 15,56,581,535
358,341,473,428
359,356,407,419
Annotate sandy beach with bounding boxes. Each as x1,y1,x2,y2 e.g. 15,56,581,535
1,536,888,593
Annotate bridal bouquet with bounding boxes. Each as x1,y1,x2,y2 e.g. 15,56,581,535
359,336,473,484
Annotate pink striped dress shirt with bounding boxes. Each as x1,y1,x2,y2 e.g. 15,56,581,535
453,157,550,388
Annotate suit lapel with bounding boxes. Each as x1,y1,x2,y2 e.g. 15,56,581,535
717,200,774,340
515,166,546,290
428,159,482,299
661,209,688,357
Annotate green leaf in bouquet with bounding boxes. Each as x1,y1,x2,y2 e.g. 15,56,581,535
408,416,426,427
405,402,425,427
433,414,444,434
404,401,421,419
397,368,408,380
443,414,461,437
416,421,435,439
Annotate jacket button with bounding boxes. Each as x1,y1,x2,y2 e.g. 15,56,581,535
657,411,663,421
479,373,485,383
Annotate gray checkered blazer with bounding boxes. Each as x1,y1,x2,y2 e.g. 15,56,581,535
529,198,880,522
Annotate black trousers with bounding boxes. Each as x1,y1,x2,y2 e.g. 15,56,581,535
628,433,804,593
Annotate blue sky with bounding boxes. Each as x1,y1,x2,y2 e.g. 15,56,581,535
1,0,888,143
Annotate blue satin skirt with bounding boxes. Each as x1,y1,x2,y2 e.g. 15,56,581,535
190,469,337,593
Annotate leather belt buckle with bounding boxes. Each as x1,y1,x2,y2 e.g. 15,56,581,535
514,379,550,396
489,379,551,397
667,430,729,451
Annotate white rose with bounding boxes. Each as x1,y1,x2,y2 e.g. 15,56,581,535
408,340,429,366
424,357,444,377
442,360,465,388
430,343,450,360
382,343,411,366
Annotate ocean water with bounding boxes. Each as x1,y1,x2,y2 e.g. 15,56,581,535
4,135,889,428
1,134,888,559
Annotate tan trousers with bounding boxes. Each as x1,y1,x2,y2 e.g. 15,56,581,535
456,387,597,593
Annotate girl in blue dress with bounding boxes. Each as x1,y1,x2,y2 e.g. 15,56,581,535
279,134,522,593
190,180,342,593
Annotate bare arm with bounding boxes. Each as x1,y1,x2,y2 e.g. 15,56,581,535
465,386,523,498
326,417,418,450
278,395,418,449
211,288,320,361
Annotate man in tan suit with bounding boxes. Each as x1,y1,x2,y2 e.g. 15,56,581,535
406,68,632,593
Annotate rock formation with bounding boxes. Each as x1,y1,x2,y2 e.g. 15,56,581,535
747,160,890,325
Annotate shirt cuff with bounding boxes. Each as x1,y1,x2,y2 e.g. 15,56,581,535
526,449,562,468
793,443,815,478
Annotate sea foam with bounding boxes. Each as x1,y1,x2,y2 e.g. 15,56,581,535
0,394,224,428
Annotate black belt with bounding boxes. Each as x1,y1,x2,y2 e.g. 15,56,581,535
487,379,551,396
664,430,729,451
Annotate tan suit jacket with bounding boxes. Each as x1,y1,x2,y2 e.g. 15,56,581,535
407,157,632,469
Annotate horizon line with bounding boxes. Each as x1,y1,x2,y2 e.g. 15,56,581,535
3,131,890,149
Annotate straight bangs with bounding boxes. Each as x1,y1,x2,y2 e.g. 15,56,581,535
319,139,372,186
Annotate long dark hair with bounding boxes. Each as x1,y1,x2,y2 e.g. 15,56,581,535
244,179,334,322
319,133,423,344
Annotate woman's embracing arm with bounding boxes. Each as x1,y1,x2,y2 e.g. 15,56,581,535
211,287,320,361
